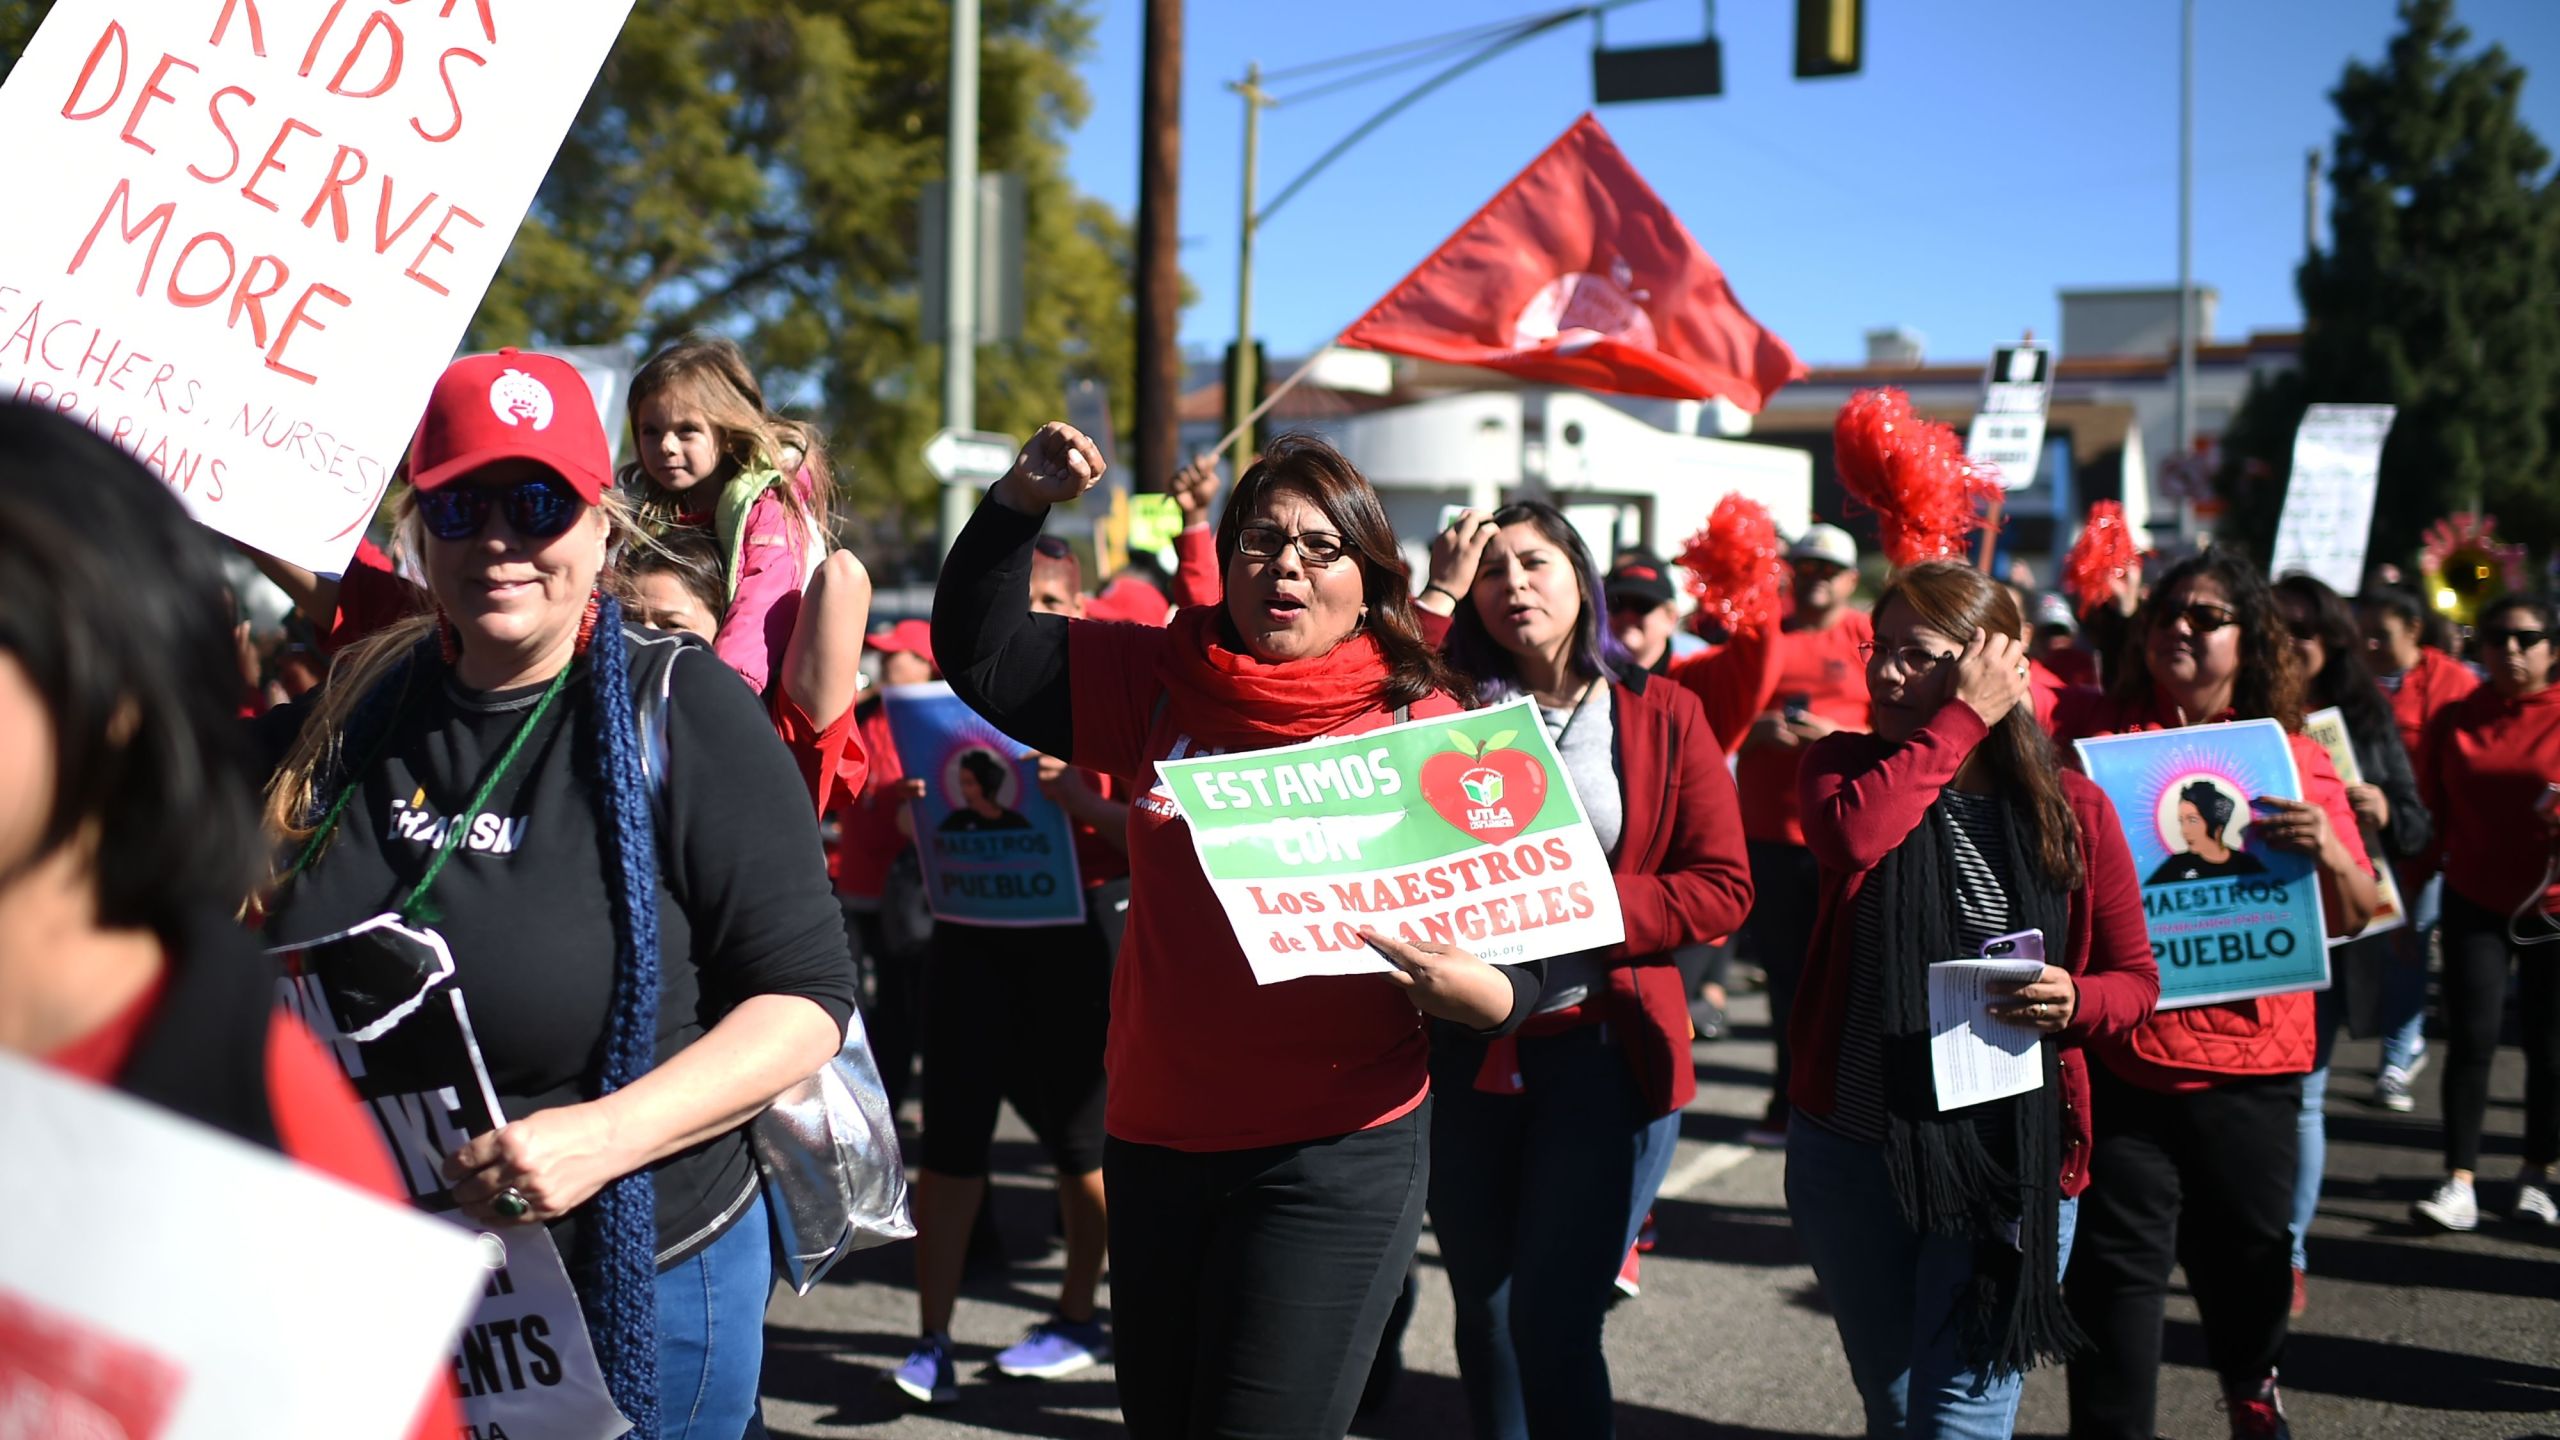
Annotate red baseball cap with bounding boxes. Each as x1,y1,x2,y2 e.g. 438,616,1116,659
407,348,613,502
1084,575,1172,626
866,618,937,668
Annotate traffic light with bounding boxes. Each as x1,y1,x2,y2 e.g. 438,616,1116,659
1794,0,1862,79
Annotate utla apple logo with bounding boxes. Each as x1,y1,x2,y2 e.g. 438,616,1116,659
1419,728,1548,845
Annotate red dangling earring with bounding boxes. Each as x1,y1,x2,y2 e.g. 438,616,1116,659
436,609,460,665
574,592,602,654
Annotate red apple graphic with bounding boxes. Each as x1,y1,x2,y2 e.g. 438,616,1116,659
1419,728,1548,845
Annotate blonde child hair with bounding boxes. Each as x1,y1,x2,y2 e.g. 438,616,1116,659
619,334,833,542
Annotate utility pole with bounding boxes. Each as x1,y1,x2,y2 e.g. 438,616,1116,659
937,0,980,556
1134,0,1183,497
1229,64,1268,482
2304,146,2321,259
2173,0,2195,539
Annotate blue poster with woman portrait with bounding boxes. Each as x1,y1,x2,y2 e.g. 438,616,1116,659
882,683,1086,927
2074,719,2331,1010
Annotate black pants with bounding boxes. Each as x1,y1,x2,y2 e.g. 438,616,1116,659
1746,840,1821,1114
844,906,923,1113
2441,890,2560,1173
1106,1103,1429,1439
2064,1067,2301,1440
918,916,1111,1177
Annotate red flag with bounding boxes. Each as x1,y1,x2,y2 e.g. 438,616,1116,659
1336,114,1805,410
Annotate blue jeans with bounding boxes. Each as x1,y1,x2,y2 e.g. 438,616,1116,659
655,1189,775,1440
2379,874,2439,1074
1786,1117,2078,1440
1429,1025,1682,1440
2290,980,2349,1270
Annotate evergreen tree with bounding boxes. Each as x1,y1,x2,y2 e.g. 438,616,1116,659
2217,0,2560,570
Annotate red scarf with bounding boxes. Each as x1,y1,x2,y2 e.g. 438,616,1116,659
1157,604,1400,741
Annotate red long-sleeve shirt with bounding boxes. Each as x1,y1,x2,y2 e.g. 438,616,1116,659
1792,702,2159,1195
2418,681,2560,916
2385,645,2480,764
1676,611,1872,845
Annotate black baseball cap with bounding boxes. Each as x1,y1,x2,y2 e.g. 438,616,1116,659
1605,552,1677,609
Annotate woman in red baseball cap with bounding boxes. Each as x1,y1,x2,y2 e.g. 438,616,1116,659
256,350,858,1440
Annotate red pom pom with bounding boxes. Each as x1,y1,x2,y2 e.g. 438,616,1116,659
1830,388,2000,569
2061,500,2141,614
1678,493,1787,639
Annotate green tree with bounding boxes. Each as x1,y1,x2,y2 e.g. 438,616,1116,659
2216,0,2560,570
0,0,1135,569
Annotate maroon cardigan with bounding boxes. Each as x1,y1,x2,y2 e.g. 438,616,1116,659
1585,669,1757,1117
1791,701,2159,1196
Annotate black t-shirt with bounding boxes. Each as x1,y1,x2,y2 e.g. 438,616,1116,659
2144,848,2269,886
261,629,857,1268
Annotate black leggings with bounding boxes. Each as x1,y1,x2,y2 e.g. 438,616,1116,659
919,916,1111,1177
2440,890,2560,1173
1105,1103,1428,1439
1746,840,1821,1109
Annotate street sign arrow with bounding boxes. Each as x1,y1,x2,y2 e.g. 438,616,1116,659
923,428,1019,484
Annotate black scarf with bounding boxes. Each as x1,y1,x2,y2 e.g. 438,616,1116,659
1865,795,2084,1377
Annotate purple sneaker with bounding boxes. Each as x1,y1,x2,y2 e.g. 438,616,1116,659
889,1333,957,1405
993,1316,1111,1379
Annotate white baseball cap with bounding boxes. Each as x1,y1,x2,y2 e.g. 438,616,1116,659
1787,523,1858,572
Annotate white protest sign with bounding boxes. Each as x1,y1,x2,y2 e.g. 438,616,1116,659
0,0,633,573
1964,343,2051,491
274,913,631,1439
1154,698,1626,985
0,1047,486,1439
2268,404,2396,596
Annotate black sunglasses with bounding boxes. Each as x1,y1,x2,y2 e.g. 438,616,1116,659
2481,627,2553,651
2158,602,2241,634
416,476,583,542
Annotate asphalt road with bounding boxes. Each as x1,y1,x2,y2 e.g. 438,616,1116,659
759,991,2560,1439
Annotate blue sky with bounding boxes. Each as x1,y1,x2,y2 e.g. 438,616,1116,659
1060,0,2560,368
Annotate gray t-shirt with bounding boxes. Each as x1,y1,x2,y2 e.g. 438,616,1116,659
1533,681,1622,1015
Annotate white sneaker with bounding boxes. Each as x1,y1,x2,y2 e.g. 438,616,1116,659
2515,1178,2559,1227
2413,1176,2477,1232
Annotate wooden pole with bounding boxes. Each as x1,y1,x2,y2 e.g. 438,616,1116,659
1134,0,1183,495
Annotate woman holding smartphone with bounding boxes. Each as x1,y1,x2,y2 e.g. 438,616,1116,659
1787,562,2157,1439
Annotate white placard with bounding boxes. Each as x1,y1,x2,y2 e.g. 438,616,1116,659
2268,404,2397,597
1926,958,2049,1110
1965,343,2051,491
0,0,633,573
0,1047,486,1439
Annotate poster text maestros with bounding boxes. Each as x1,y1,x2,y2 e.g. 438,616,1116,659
0,0,631,571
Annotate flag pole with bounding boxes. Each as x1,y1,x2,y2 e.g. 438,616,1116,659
1207,341,1338,463
1977,493,2005,574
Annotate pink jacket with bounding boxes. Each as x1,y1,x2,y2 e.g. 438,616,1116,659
714,470,823,694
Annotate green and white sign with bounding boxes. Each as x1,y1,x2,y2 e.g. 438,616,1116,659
1154,697,1626,985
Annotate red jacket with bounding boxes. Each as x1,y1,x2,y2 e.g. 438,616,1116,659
2388,645,2480,765
1792,702,2159,1196
1675,613,1873,844
2053,690,2372,1091
2418,680,2560,916
1565,670,1755,1117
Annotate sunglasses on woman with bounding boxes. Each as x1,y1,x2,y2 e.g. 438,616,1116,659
415,476,584,542
2480,626,2553,651
2157,602,2240,634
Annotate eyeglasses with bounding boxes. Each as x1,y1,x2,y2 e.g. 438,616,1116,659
2481,628,2553,651
1236,523,1348,566
1857,641,1960,678
2157,602,2240,634
416,476,583,542
1032,535,1074,560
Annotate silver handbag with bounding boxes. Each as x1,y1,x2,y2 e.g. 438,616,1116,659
749,1006,915,1294
628,634,915,1292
